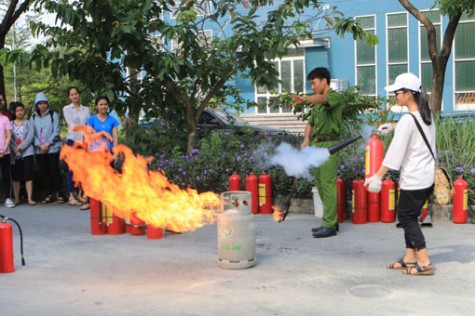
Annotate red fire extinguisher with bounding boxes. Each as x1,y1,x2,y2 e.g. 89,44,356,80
130,212,146,235
365,134,384,223
367,191,380,223
90,198,107,235
108,212,125,235
0,220,14,273
365,134,384,178
258,172,272,214
229,172,242,191
352,179,367,224
453,176,468,224
246,172,259,214
147,224,164,240
0,215,25,273
336,178,346,223
419,199,429,223
380,178,395,223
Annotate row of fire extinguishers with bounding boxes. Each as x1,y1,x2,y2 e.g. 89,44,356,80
229,172,273,215
352,134,471,225
89,198,166,239
350,134,398,224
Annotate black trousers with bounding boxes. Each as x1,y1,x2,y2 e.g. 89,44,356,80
397,185,434,250
0,154,13,199
36,153,62,197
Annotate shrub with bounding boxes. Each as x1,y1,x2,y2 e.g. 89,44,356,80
147,131,314,200
123,113,475,205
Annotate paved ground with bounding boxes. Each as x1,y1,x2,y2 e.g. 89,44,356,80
1,203,474,316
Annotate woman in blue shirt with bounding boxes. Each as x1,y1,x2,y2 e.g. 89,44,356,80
82,96,119,210
86,96,119,152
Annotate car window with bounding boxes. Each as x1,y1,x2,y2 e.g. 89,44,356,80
199,112,219,125
212,110,247,126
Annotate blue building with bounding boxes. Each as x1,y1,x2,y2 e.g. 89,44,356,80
164,1,474,132
233,0,475,131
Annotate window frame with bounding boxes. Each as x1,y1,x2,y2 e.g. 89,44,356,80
254,54,306,115
453,14,475,111
386,11,409,92
386,12,409,112
354,14,377,97
170,1,213,19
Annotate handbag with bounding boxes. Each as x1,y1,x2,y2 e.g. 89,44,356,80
409,113,454,205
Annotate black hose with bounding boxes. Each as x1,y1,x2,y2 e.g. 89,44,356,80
327,134,362,155
468,203,475,224
0,214,26,266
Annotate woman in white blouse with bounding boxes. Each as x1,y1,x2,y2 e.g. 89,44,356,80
366,73,435,276
63,87,90,207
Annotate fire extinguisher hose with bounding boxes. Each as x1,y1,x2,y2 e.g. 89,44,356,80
0,214,26,266
279,177,298,222
468,203,475,224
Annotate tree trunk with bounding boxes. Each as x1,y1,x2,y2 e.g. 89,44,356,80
430,58,448,113
187,128,197,154
0,64,5,99
0,0,33,99
121,113,139,129
399,0,462,114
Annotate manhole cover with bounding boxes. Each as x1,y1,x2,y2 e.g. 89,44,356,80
348,285,392,298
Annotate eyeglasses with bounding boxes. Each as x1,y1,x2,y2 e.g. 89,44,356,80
394,90,406,95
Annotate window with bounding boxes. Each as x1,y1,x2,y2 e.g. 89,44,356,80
454,14,475,110
255,49,305,114
170,29,212,52
171,1,213,19
419,10,441,93
386,13,408,88
170,37,181,51
194,0,213,16
150,34,165,52
355,16,376,96
197,30,213,48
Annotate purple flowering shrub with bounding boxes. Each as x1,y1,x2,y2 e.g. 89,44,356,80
149,131,314,199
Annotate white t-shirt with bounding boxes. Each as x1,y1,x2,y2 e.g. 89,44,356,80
382,111,436,190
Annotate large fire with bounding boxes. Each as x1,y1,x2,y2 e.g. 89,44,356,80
60,127,220,232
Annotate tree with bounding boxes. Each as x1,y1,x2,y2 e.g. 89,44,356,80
399,0,475,113
14,0,375,153
0,0,34,99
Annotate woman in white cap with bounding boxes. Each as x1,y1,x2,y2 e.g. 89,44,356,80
30,92,65,204
365,72,435,276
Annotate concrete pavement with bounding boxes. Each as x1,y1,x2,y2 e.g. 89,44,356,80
1,202,474,316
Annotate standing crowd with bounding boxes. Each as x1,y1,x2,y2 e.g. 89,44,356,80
0,88,120,210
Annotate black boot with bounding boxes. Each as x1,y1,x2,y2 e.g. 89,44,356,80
313,227,337,238
311,223,339,233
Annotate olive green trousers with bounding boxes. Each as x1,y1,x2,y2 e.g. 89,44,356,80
311,141,339,229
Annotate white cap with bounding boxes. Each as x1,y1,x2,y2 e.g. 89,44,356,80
384,73,421,93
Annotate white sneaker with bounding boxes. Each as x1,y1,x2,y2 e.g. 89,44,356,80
5,198,15,208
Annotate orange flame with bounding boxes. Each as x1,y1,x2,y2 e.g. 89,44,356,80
60,135,220,232
272,205,284,223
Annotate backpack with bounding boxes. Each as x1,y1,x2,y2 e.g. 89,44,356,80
33,110,55,123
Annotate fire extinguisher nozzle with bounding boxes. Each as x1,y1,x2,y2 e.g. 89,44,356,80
327,134,362,155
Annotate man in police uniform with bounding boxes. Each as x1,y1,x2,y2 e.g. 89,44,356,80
292,67,344,238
